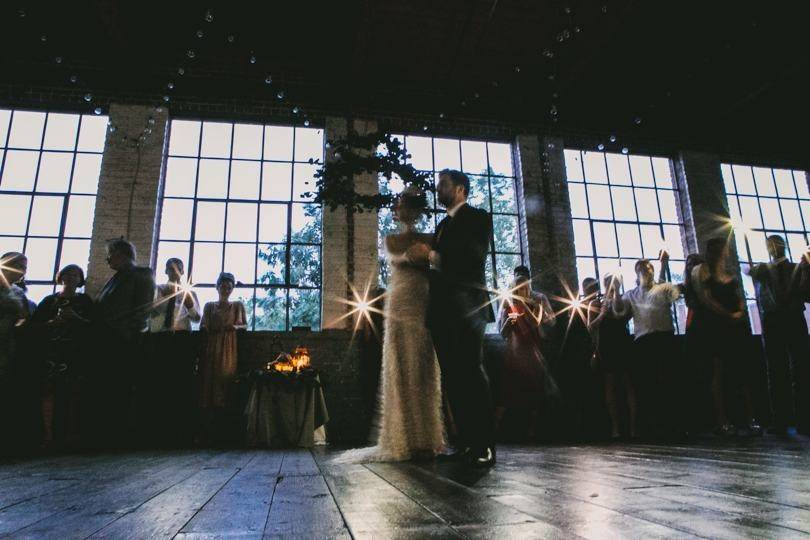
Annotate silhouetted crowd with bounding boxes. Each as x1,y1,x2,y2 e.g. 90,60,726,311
0,239,246,455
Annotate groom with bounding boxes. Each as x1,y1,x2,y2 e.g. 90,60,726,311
423,169,496,467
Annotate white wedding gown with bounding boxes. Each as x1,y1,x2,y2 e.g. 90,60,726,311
337,236,445,462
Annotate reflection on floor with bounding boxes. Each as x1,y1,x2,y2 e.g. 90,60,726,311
1,438,809,538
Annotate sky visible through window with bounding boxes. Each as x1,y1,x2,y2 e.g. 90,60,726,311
158,120,323,331
0,109,107,303
564,148,688,333
722,163,810,333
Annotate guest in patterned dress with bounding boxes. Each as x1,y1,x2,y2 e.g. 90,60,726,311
197,272,247,443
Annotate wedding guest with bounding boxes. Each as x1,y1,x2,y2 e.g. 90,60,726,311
588,273,636,439
496,274,555,440
0,253,27,384
146,258,201,445
682,253,706,331
94,238,156,447
197,272,247,444
32,265,94,448
691,238,760,436
747,235,810,435
614,252,682,437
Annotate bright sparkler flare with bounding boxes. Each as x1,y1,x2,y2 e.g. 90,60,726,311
331,281,386,336
0,254,25,289
551,279,599,331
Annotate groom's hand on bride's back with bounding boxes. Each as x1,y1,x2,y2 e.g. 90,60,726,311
405,242,431,265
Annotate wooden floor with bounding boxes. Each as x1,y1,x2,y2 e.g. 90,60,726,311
1,439,809,539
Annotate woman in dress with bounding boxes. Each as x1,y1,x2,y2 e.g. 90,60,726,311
339,187,445,462
32,264,95,448
198,272,247,443
690,238,761,436
588,273,636,439
496,274,555,440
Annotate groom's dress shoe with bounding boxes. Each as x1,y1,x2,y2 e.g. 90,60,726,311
438,447,470,463
468,447,496,468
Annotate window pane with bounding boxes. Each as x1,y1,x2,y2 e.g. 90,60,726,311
461,140,488,174
163,157,197,198
662,224,685,260
59,238,91,271
28,196,64,236
606,153,631,186
564,150,584,182
257,244,286,285
640,224,663,258
231,123,262,159
752,167,776,197
406,136,433,170
293,163,317,201
495,254,522,290
572,219,593,256
70,153,102,194
0,236,24,255
582,151,607,183
786,233,807,263
156,241,190,274
738,196,763,229
467,175,489,210
0,109,10,145
492,214,520,253
290,245,321,287
197,159,229,199
635,188,660,222
774,169,797,198
261,162,292,201
291,204,321,243
169,120,201,156
593,222,618,257
568,183,588,218
1,150,39,190
575,257,596,285
294,128,324,163
487,143,512,176
200,122,232,158
490,176,517,213
259,204,288,243
780,199,803,230
796,171,809,199
264,126,294,161
76,115,108,152
289,288,320,330
760,198,783,230
254,287,286,330
629,155,654,187
8,111,45,149
36,152,73,192
721,164,735,194
43,113,79,151
802,201,810,229
652,157,673,188
611,186,636,221
63,195,95,237
586,184,612,220
433,138,460,171
225,243,257,283
24,237,58,280
657,189,679,224
226,202,258,242
229,160,260,200
194,201,226,241
732,165,756,195
191,242,223,284
159,199,194,240
616,223,642,258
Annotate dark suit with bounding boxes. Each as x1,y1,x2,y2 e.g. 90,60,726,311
428,203,496,450
94,264,156,446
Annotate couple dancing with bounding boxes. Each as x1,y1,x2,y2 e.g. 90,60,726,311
346,169,496,468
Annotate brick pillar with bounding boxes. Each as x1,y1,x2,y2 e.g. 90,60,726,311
515,134,577,296
673,150,738,262
85,104,168,296
351,118,380,294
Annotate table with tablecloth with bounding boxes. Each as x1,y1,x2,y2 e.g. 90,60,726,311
243,370,329,448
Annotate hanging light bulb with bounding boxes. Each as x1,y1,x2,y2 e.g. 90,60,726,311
597,143,605,151
249,54,257,64
167,82,175,90
196,29,204,38
621,147,629,154
304,119,310,127
40,34,47,42
69,74,78,83
265,75,272,84
609,134,617,143
634,117,642,125
187,49,196,59
227,35,235,43
277,90,284,100
83,93,92,102
292,106,299,114
163,95,170,102
205,8,214,22
54,56,62,64
94,107,102,115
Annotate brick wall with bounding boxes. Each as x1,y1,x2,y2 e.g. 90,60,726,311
85,104,169,295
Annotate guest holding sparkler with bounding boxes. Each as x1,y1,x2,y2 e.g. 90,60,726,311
496,273,555,440
588,273,636,440
0,253,28,384
197,272,247,444
747,235,810,435
149,258,201,333
690,238,760,437
614,251,682,438
32,265,94,448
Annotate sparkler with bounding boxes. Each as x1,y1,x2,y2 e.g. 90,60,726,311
331,280,386,337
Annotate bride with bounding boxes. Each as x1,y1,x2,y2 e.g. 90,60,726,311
339,187,445,462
